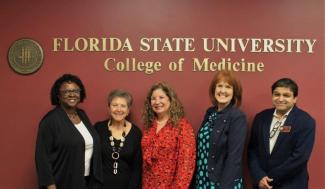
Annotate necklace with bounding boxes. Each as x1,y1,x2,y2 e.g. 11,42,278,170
67,112,78,119
64,109,78,120
108,120,126,175
156,117,169,125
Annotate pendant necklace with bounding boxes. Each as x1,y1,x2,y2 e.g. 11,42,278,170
108,120,126,175
64,108,78,120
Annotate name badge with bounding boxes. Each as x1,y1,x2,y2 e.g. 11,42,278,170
280,125,291,133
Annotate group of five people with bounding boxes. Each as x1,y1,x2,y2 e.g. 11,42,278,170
35,71,315,189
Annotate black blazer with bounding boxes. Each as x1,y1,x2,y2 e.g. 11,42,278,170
193,105,247,189
248,106,316,189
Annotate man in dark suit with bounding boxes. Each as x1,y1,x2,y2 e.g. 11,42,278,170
248,78,316,189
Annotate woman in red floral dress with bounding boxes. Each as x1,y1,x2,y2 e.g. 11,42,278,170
141,82,196,189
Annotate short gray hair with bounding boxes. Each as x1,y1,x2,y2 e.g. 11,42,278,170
107,89,133,107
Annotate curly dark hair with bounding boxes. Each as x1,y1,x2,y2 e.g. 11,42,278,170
50,74,86,105
142,82,184,129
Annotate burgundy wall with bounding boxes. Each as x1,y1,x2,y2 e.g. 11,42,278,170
0,1,323,188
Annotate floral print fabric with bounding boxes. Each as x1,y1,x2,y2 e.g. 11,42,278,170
142,118,196,189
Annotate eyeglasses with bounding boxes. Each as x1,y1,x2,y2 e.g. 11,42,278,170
60,89,81,96
269,120,282,138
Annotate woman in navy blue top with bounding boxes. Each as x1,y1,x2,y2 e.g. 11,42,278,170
194,70,247,189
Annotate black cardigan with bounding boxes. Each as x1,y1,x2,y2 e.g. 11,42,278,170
35,107,103,189
94,120,142,189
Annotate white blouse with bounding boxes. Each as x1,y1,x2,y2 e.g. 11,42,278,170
74,121,94,176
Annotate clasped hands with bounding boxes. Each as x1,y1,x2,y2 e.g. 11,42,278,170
258,176,273,189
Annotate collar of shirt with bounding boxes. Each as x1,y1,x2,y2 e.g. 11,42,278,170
273,107,293,120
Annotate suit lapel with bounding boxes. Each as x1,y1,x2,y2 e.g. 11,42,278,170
271,107,297,154
262,111,274,155
209,105,231,144
210,115,225,144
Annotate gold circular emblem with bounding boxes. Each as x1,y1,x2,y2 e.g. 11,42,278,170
8,39,44,75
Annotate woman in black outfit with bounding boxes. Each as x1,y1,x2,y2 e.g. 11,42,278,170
35,74,102,189
95,89,142,189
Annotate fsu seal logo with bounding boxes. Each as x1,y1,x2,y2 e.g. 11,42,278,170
8,39,44,75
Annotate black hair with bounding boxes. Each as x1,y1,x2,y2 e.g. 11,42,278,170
271,78,298,97
50,74,86,105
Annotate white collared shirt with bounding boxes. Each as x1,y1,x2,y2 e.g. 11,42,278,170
269,108,292,154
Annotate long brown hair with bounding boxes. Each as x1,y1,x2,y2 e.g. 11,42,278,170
142,82,185,129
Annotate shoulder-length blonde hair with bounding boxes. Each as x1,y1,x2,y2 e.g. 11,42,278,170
142,82,184,129
209,70,242,107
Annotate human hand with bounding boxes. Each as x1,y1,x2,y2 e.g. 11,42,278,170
47,184,57,189
258,176,273,189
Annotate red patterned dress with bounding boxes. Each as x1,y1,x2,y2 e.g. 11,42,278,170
142,118,196,189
